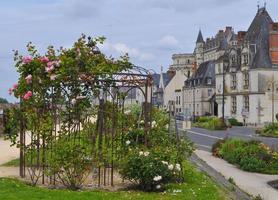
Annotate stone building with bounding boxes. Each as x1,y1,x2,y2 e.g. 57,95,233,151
163,54,195,114
183,61,216,118
215,7,278,125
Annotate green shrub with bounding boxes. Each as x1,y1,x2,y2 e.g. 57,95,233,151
239,157,266,172
228,118,243,126
119,148,182,191
218,139,278,174
194,117,227,130
260,123,278,137
47,135,93,190
197,116,211,123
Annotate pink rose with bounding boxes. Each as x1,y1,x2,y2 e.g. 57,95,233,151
54,60,61,67
45,65,54,73
50,74,57,81
12,84,18,90
23,91,32,100
47,61,53,68
40,56,49,63
8,88,13,95
25,74,32,84
22,56,33,64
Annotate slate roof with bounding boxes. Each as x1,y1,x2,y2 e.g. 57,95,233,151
185,61,215,87
152,72,172,89
245,7,273,69
196,30,204,43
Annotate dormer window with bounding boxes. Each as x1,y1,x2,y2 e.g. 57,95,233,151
207,78,212,85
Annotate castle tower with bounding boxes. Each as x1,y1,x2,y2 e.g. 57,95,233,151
195,30,205,66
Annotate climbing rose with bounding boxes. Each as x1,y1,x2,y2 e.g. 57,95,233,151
50,74,57,81
23,91,32,100
22,56,32,64
25,74,32,84
40,56,49,63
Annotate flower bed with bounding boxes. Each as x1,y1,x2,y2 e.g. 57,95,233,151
256,123,278,138
212,139,278,174
193,116,227,130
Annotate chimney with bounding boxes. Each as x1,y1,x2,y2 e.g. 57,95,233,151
269,23,278,65
237,31,246,44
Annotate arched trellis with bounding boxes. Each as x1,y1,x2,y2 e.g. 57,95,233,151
19,64,154,188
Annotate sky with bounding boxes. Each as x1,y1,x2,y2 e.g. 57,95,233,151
0,0,278,102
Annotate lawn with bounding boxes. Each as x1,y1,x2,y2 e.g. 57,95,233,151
0,163,230,200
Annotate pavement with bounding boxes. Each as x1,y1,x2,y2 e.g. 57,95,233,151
0,136,19,165
195,150,278,200
177,123,278,151
0,136,19,178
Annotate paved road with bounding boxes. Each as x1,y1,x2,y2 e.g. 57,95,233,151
176,122,278,152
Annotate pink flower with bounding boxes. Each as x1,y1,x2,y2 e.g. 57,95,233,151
50,74,57,81
54,60,61,67
12,84,18,90
8,88,13,95
22,56,33,64
45,65,54,73
47,61,53,68
23,91,32,100
25,74,32,84
40,56,49,63
9,84,18,95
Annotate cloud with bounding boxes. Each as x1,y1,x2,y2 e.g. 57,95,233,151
100,41,154,61
158,35,179,49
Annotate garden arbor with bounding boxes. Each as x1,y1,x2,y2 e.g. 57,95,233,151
11,36,153,188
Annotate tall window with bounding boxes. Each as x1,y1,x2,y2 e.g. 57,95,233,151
208,89,212,97
231,96,237,114
243,95,249,112
243,72,249,89
231,74,237,89
243,54,249,65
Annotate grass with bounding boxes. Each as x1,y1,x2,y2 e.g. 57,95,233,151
0,163,230,200
1,158,20,167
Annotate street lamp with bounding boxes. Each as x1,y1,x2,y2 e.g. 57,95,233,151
267,75,278,124
222,59,229,122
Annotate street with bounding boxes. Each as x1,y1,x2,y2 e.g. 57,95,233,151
176,121,278,151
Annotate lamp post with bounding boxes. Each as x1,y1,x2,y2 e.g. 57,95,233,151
267,75,278,124
222,60,229,122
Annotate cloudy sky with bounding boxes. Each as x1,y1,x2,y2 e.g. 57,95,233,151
1,0,277,102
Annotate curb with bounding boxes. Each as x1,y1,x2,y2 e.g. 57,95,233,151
190,153,252,200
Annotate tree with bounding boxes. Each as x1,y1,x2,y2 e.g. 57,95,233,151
0,97,8,104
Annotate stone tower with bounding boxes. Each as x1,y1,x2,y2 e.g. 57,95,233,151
195,30,204,66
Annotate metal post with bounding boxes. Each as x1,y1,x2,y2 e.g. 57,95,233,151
222,70,225,122
193,87,195,122
272,81,275,124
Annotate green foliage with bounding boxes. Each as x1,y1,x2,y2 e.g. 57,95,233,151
259,123,278,138
239,157,266,172
119,108,194,191
47,134,93,190
228,118,243,126
3,107,21,144
216,139,278,174
120,148,180,191
194,117,227,130
0,97,8,104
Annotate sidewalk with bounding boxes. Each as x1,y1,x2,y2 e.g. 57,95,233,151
195,150,278,200
0,137,19,165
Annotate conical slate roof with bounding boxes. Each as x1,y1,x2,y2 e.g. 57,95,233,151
196,30,204,43
245,7,273,69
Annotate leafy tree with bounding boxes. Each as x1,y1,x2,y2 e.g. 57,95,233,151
0,97,8,104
